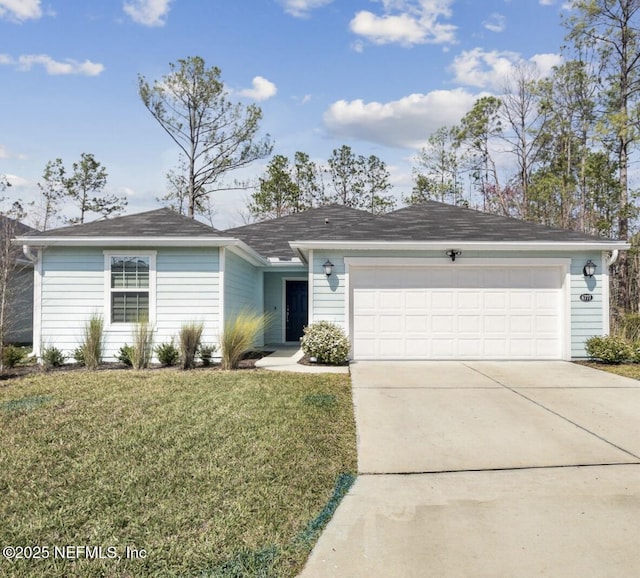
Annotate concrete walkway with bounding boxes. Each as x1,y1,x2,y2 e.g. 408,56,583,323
299,361,640,577
255,346,349,373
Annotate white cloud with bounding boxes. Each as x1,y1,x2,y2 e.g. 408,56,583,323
15,54,105,76
123,0,172,27
0,0,41,22
279,0,333,18
350,0,457,47
0,144,26,160
539,0,555,5
239,76,277,101
483,13,505,33
451,48,562,90
323,88,483,149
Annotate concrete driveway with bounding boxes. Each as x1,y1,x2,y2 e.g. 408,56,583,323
300,361,640,577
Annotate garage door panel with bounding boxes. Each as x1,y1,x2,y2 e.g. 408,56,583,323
351,265,563,360
432,292,454,308
458,315,481,333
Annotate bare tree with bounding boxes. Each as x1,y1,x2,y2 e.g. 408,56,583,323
139,56,273,218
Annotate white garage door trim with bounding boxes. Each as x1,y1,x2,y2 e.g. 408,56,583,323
345,257,571,361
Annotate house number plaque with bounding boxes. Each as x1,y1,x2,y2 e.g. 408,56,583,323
580,294,594,302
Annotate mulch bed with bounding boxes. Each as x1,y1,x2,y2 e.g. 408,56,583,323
0,350,273,383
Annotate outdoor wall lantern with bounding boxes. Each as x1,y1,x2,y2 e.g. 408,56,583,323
323,259,334,277
583,259,597,278
446,249,462,262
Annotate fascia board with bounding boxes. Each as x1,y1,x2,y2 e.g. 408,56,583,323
15,235,270,266
14,236,243,248
289,240,631,252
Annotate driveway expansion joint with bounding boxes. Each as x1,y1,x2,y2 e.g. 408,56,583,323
358,462,640,476
463,362,640,462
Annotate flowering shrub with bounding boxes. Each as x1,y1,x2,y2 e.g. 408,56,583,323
585,335,633,363
301,321,350,365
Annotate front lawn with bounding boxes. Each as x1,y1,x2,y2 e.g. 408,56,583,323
0,369,357,577
578,360,640,380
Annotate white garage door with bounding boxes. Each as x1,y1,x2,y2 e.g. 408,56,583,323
351,265,564,360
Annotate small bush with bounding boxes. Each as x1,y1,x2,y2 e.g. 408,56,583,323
221,311,270,370
130,320,154,370
117,344,134,367
155,340,180,367
42,346,66,369
180,322,204,370
2,345,26,369
81,314,104,370
199,343,218,367
585,335,633,364
301,321,350,365
73,345,85,366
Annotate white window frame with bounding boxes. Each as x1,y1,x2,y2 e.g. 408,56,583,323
104,251,157,328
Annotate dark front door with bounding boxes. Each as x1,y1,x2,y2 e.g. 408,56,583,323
286,280,308,341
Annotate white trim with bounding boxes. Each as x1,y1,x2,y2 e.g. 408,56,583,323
345,257,572,361
219,248,226,334
18,237,269,266
602,251,611,335
308,249,314,326
292,240,630,261
103,251,157,329
344,257,351,342
33,249,43,358
281,277,309,343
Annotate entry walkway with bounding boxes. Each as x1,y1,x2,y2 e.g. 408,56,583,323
255,346,349,374
299,361,640,577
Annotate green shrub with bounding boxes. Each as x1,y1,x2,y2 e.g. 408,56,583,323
155,340,180,367
180,322,204,370
585,335,633,363
42,346,66,369
73,345,85,366
2,345,26,369
199,343,218,367
301,321,350,365
130,320,154,370
221,311,270,370
81,314,104,370
117,344,134,367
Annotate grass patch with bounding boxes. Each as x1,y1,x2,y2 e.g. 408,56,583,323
577,360,640,380
0,370,356,577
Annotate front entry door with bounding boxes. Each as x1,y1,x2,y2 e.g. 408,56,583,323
285,280,308,342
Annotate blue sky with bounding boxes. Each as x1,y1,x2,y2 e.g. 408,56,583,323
1,0,570,228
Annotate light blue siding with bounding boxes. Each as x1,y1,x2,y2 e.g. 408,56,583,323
39,246,220,361
223,249,263,346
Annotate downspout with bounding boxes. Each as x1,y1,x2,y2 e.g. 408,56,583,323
22,245,42,358
22,244,40,263
606,250,620,267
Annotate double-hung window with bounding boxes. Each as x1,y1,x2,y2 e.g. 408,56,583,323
105,253,156,324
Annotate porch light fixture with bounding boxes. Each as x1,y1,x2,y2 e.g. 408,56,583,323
323,259,334,277
446,249,461,262
583,259,597,278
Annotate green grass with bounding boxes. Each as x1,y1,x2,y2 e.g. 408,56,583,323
0,369,357,577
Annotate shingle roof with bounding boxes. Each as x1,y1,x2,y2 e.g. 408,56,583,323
23,208,224,238
226,201,617,258
374,201,614,243
226,204,379,258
